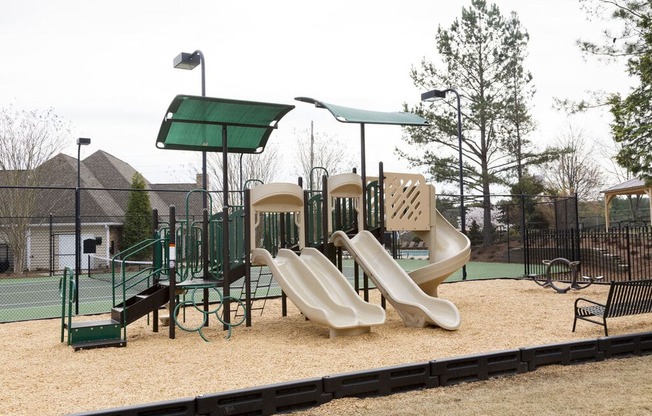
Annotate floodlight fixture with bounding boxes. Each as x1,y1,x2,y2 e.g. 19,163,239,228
173,52,201,70
420,89,448,101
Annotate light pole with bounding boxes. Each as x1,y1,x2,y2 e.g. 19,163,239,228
75,137,91,314
421,88,466,279
173,50,207,208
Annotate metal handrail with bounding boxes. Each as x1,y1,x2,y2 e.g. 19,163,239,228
111,237,167,310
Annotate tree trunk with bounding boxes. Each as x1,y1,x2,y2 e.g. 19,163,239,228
482,184,493,247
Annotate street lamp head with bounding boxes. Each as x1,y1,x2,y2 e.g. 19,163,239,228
173,52,201,70
77,137,91,146
421,89,448,102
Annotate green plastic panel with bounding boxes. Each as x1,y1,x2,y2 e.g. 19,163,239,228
156,95,295,153
295,97,428,126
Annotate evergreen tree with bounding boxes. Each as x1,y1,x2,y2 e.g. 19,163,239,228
579,0,652,182
122,172,152,259
400,0,556,246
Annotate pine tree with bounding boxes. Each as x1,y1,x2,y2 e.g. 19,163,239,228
400,0,556,246
579,0,652,182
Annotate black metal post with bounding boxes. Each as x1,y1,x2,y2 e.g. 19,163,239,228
378,161,386,309
75,149,80,314
422,88,466,279
195,50,208,210
360,123,367,231
174,50,207,208
49,213,53,277
378,161,385,244
322,175,329,254
244,189,252,327
169,205,176,339
152,208,159,333
221,124,231,328
74,138,91,314
202,209,210,326
450,90,467,280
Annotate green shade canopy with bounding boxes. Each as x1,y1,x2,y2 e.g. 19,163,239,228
156,95,295,153
295,97,428,126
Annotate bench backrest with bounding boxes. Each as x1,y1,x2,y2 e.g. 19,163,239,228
605,279,652,317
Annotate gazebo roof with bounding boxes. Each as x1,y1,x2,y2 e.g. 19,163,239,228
602,178,649,196
601,177,652,229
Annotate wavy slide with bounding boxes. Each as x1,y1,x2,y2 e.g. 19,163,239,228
251,247,385,337
410,209,471,297
331,230,461,330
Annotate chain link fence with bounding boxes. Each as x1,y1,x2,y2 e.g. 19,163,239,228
0,185,584,323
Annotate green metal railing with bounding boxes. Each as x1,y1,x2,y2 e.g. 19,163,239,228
111,236,167,338
366,180,380,230
59,267,75,345
306,191,324,247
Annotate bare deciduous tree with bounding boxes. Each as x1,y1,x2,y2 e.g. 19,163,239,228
293,127,355,190
0,105,70,274
207,144,284,209
544,125,605,201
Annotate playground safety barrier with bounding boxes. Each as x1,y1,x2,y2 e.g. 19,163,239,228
70,330,652,416
525,226,652,282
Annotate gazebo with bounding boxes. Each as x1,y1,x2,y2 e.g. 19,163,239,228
602,177,652,230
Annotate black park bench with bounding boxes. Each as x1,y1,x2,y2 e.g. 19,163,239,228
573,279,652,336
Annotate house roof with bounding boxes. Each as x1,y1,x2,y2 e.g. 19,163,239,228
24,150,201,223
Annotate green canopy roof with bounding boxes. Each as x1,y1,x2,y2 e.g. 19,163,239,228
156,95,295,153
295,97,428,126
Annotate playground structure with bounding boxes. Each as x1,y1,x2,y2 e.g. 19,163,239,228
60,95,471,349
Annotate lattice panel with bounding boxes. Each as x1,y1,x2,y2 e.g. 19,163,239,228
384,172,430,231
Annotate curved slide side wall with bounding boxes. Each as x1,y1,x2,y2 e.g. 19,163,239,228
410,209,471,297
300,248,385,327
251,248,385,337
331,230,461,330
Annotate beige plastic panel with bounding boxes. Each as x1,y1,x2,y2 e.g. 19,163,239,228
327,173,364,234
249,182,305,249
384,172,431,231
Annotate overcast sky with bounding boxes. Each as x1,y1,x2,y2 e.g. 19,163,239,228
0,0,633,186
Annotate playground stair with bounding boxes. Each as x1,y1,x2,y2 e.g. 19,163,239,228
111,284,170,326
64,285,169,351
63,320,125,351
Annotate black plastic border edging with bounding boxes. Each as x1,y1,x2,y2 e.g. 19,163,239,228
71,331,652,416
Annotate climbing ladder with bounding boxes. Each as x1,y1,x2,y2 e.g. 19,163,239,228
233,266,274,318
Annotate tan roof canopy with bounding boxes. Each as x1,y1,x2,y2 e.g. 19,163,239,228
602,178,652,229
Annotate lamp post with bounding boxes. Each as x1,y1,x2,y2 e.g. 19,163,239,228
75,137,91,314
421,88,466,279
173,50,207,209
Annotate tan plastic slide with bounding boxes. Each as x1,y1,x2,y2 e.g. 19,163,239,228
331,230,461,330
409,209,471,297
251,247,385,337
